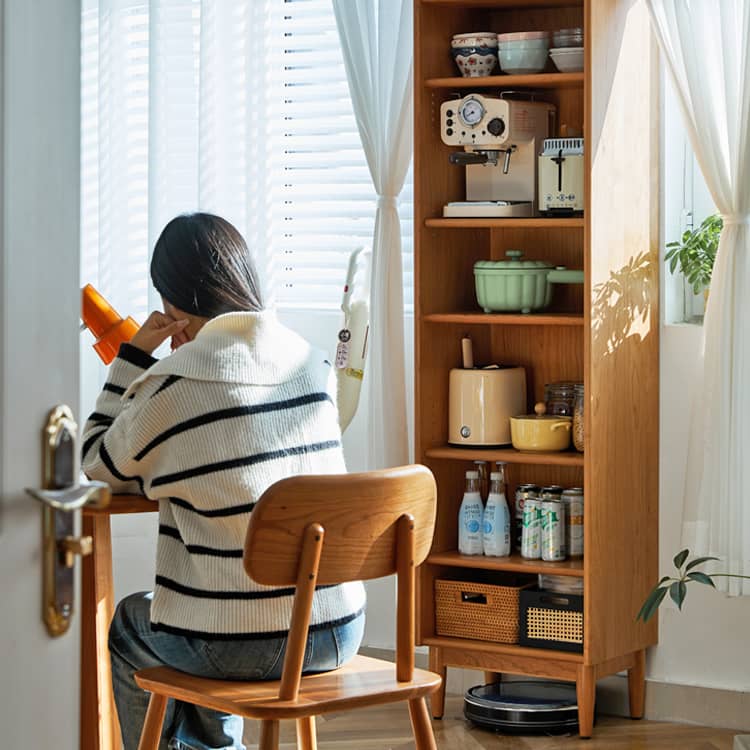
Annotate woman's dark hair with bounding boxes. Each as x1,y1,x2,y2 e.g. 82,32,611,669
151,213,264,318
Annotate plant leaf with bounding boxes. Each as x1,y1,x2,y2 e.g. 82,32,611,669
637,585,669,622
685,555,719,572
686,571,716,587
669,580,687,610
673,549,690,570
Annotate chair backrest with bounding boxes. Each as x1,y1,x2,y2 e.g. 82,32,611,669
243,465,437,699
244,464,437,587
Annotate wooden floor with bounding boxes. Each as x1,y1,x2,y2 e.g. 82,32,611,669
241,695,739,749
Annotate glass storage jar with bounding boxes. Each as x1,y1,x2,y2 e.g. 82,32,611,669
545,382,577,416
572,383,584,452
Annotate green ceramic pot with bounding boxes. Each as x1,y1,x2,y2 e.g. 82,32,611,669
474,250,584,314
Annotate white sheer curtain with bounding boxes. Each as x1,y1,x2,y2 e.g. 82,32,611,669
332,0,413,470
647,0,750,594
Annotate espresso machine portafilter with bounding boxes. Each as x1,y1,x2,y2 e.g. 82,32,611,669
440,94,556,217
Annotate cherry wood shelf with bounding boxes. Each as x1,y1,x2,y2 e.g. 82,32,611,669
423,635,583,663
428,550,584,577
425,445,585,467
422,312,584,326
415,0,659,736
425,72,584,89
425,217,585,229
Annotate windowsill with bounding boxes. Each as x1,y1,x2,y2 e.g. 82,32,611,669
663,318,704,328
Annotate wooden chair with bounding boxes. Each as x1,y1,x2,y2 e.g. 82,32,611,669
134,464,441,750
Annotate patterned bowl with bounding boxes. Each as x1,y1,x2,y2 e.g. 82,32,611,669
451,32,498,49
452,46,499,77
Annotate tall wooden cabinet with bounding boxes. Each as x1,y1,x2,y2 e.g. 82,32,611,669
413,0,659,738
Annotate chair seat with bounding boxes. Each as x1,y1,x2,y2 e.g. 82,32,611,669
135,655,442,721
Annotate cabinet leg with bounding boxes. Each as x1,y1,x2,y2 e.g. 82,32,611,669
428,647,446,719
628,649,646,719
576,665,596,739
483,671,502,684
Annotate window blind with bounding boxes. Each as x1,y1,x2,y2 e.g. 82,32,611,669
80,0,413,316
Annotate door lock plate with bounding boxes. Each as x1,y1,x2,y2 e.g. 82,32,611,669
26,405,110,636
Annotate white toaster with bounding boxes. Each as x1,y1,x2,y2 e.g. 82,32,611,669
538,138,584,215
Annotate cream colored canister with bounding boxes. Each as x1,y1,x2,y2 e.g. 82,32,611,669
448,366,526,446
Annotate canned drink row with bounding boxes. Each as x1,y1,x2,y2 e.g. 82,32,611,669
518,485,583,561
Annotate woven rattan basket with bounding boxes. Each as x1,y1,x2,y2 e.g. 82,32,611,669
435,577,534,643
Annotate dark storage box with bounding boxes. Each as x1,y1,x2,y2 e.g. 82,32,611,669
519,588,584,653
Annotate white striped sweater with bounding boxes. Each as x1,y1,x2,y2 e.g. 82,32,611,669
82,310,365,639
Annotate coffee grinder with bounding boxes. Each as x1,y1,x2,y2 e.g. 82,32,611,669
440,94,556,217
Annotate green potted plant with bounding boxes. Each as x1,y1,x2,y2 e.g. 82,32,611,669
664,213,723,302
637,548,750,622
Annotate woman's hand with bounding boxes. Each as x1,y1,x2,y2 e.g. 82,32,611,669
129,311,190,355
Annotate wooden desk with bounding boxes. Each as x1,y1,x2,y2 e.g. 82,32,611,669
81,495,156,750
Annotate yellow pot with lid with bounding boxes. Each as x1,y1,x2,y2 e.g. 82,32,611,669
510,402,572,452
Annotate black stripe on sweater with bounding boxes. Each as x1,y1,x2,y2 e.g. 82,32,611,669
150,607,364,642
151,440,341,487
87,412,114,426
155,575,296,600
159,524,244,558
153,374,182,396
103,382,126,396
134,392,334,461
82,427,108,462
168,496,256,518
99,441,145,495
117,343,158,369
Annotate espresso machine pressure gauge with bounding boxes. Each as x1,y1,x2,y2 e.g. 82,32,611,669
458,97,485,127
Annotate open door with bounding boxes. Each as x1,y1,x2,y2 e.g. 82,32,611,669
0,1,82,747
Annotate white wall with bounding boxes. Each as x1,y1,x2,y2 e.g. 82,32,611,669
652,324,750,691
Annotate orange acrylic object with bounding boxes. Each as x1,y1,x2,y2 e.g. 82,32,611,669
81,284,140,365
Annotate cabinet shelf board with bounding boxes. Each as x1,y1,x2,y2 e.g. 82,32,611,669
422,635,583,663
423,312,584,326
425,72,583,90
425,445,584,467
425,217,585,229
428,550,584,577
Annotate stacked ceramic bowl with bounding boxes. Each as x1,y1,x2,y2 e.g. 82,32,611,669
496,31,550,75
549,27,584,72
451,32,498,77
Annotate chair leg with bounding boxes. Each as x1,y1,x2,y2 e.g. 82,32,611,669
408,698,437,750
259,719,280,750
137,693,168,750
296,716,317,750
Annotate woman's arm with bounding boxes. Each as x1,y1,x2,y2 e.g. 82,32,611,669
81,311,189,493
81,344,157,494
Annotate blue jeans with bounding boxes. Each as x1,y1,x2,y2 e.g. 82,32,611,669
109,591,365,750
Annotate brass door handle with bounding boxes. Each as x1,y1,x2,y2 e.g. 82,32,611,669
26,405,112,637
26,482,110,512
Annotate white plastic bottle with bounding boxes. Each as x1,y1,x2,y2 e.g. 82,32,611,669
483,464,511,557
458,470,484,555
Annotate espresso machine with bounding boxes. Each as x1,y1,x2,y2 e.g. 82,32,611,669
440,94,556,217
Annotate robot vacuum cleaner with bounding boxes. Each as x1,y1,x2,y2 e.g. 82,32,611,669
464,681,581,734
